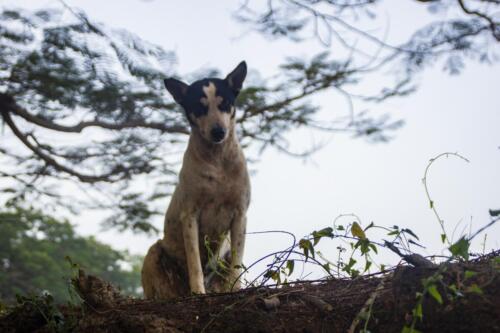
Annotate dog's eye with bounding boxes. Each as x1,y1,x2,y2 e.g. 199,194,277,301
220,101,231,111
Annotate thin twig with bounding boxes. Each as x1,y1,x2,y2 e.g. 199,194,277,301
422,152,470,245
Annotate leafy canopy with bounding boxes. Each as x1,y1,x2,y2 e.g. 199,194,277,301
0,206,142,303
0,2,498,233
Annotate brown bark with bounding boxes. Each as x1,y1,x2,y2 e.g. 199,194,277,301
1,252,499,333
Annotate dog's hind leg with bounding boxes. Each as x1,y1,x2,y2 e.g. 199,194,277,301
141,240,190,299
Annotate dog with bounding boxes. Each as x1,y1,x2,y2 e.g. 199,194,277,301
141,61,251,299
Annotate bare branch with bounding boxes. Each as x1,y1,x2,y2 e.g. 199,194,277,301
1,93,189,134
456,0,500,40
1,111,129,184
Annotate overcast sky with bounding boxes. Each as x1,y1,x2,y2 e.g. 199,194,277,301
3,0,500,279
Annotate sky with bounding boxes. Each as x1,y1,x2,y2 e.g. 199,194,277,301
2,0,500,279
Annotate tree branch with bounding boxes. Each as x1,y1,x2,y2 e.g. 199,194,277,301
0,93,189,135
456,0,499,40
1,110,129,184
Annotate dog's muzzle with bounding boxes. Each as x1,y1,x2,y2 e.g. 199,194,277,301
210,125,226,143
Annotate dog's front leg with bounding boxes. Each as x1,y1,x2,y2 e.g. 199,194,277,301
229,213,247,290
181,213,205,294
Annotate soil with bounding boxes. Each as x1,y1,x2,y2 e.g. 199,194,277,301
1,252,499,333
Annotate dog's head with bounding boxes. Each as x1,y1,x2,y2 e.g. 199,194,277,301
164,61,247,144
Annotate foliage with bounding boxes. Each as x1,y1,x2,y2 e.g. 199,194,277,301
11,293,69,332
237,0,499,75
0,6,402,234
243,211,497,331
2,2,497,232
233,152,499,331
0,206,142,303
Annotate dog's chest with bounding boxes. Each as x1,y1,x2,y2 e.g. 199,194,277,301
198,201,233,238
196,167,248,236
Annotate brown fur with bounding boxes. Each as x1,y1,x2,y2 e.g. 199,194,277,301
142,69,250,299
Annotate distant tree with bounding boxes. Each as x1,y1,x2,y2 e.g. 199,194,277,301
0,2,497,233
0,207,142,303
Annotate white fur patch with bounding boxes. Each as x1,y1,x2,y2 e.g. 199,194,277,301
201,82,222,109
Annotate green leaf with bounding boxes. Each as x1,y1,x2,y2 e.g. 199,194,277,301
264,269,280,283
312,227,333,245
299,239,315,260
402,228,420,240
440,234,446,243
343,257,358,277
271,270,280,283
345,257,356,270
466,283,483,295
429,200,434,209
358,239,372,255
427,284,443,304
316,227,333,237
351,222,366,239
337,225,345,231
364,260,372,272
286,260,295,275
368,243,378,254
312,236,320,246
448,283,464,298
408,239,424,248
449,237,470,260
464,270,477,280
364,221,375,231
413,302,423,320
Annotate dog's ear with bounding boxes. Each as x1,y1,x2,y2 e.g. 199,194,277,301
164,78,188,104
225,61,247,96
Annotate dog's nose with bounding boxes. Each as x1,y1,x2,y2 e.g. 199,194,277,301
210,125,226,143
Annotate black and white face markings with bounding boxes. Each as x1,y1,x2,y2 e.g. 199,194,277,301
179,79,235,143
163,61,247,144
185,79,236,118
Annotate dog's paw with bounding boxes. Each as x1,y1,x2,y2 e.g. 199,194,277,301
191,283,206,295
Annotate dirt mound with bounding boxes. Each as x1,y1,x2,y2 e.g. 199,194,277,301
1,252,499,332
